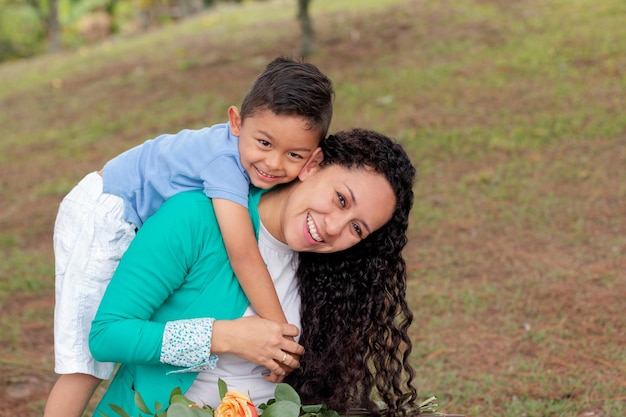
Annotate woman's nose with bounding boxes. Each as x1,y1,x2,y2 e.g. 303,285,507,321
324,213,349,236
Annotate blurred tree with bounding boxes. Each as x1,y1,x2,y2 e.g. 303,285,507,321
136,0,204,29
297,0,314,57
46,0,61,51
0,0,46,60
21,0,61,51
0,0,318,62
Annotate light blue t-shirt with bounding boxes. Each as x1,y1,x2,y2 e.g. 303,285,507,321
102,122,250,227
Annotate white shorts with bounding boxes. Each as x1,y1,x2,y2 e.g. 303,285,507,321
53,172,136,379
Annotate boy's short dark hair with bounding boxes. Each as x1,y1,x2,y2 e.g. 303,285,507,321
240,57,335,140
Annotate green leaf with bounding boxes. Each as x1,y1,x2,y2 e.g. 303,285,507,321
107,403,133,417
218,378,228,399
167,402,212,417
258,397,276,410
134,391,153,415
274,383,301,405
323,410,340,417
171,394,197,406
260,400,301,417
170,387,184,402
301,405,324,413
417,396,439,413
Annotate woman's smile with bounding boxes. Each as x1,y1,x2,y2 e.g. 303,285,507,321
304,213,324,245
272,164,396,253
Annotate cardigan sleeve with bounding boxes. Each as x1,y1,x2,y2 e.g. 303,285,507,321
89,192,225,366
160,318,218,372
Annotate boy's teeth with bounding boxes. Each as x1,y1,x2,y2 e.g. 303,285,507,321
257,167,276,178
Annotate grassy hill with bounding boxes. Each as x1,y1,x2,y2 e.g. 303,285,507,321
1,0,625,416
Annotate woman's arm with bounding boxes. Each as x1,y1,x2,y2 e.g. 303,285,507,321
89,191,305,372
89,193,208,365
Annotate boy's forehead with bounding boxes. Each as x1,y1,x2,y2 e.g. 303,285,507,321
243,111,322,145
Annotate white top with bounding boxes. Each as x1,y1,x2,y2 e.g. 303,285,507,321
184,222,301,406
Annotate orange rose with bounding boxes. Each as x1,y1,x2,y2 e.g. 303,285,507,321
215,390,259,417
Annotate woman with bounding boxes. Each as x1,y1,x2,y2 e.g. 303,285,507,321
286,129,418,413
88,129,418,416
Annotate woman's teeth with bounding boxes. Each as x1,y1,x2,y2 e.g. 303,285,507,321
307,214,323,242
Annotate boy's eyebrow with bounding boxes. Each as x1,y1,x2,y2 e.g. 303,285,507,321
346,184,372,234
258,129,314,152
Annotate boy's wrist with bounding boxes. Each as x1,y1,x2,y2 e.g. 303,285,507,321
210,320,234,354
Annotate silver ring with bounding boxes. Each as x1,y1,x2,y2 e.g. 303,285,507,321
281,353,288,363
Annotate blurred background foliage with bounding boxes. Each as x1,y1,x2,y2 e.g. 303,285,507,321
0,0,250,62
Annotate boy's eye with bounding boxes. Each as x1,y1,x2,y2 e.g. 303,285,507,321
288,152,303,159
258,139,271,147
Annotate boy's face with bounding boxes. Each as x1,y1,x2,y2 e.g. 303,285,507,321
229,107,322,189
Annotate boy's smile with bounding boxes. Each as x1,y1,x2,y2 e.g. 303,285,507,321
229,107,322,189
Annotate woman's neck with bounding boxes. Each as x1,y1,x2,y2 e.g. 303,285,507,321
258,184,291,245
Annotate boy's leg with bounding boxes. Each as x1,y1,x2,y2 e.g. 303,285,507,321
43,373,101,417
46,172,135,416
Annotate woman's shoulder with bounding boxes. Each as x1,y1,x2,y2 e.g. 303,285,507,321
153,191,217,227
167,190,212,205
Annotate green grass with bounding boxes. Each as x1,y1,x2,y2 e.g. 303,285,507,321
0,249,54,300
1,0,625,416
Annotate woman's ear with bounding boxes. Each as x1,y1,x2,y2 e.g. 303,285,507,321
228,106,242,136
298,147,324,180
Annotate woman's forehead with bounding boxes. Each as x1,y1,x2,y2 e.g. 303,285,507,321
320,165,395,220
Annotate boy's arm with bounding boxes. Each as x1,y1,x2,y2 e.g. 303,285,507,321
213,198,288,325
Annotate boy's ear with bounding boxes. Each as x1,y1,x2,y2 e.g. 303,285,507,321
228,106,242,136
298,147,324,180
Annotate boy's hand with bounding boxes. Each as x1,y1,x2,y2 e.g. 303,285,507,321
263,338,301,383
212,316,304,377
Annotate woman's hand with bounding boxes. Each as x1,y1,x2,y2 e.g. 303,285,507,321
211,316,304,378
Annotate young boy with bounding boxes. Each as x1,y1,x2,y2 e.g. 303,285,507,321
43,57,334,417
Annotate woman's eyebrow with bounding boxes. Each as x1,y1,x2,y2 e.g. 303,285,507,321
345,183,372,234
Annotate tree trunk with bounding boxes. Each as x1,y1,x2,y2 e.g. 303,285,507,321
297,0,314,57
46,0,62,52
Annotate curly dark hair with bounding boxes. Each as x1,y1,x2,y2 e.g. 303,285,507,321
285,129,418,415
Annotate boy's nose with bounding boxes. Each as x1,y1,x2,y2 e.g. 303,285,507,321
266,153,282,170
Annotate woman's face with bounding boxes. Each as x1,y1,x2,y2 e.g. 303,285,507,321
280,164,396,253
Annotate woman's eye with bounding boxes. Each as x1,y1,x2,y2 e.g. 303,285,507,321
352,223,363,237
337,193,346,207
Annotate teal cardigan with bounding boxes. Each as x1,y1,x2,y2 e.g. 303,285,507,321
89,190,263,416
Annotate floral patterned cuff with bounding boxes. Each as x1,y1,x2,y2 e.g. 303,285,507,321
161,318,219,374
